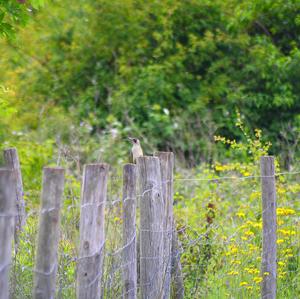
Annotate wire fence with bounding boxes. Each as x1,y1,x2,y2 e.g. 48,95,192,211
0,149,299,299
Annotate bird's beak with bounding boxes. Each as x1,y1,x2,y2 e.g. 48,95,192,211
127,137,133,142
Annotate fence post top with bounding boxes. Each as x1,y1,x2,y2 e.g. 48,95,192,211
84,163,110,170
3,147,17,152
136,156,159,161
123,163,137,170
260,156,275,160
124,163,136,167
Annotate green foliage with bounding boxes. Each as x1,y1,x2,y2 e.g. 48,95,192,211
0,1,299,297
0,0,45,38
1,0,299,165
174,130,300,298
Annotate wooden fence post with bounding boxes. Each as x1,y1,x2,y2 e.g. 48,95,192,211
33,167,65,299
122,164,137,299
0,168,16,299
260,156,277,299
3,148,26,239
76,163,109,299
154,151,174,299
137,156,164,299
171,228,184,299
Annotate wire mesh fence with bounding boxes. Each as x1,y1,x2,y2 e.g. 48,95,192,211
0,148,299,299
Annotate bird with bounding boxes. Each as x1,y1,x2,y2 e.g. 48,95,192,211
128,137,143,163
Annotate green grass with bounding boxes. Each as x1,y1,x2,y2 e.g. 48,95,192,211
9,161,300,299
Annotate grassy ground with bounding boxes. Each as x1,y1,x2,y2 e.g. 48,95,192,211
9,159,300,298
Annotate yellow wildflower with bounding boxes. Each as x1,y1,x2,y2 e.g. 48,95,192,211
253,277,262,283
231,260,241,265
228,245,238,254
240,282,248,286
243,171,251,177
245,268,260,275
248,244,258,251
227,271,238,276
278,229,296,236
277,239,284,244
277,207,296,216
278,272,287,278
236,212,246,218
277,219,284,226
249,192,261,200
277,187,286,195
244,231,254,237
252,222,262,229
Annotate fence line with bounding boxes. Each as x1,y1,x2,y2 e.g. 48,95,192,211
1,148,299,298
110,170,300,183
175,171,300,182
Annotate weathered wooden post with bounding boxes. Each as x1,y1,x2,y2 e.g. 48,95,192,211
33,167,65,299
171,228,184,299
0,168,16,299
76,163,109,299
260,156,277,299
137,156,164,299
3,148,26,238
154,152,174,298
122,164,137,299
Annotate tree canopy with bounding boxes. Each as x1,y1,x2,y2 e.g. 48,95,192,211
0,0,45,37
1,0,300,166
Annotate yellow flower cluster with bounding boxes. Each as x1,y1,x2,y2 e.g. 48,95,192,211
244,230,255,237
227,270,238,276
240,220,262,230
253,276,262,283
277,186,286,195
282,248,293,257
236,211,245,218
278,229,296,237
225,244,238,256
230,260,242,265
277,207,296,216
248,244,259,252
214,136,236,146
244,267,260,275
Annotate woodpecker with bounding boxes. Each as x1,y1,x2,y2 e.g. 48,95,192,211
128,137,143,163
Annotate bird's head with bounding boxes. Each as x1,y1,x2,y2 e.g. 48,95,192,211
128,137,140,145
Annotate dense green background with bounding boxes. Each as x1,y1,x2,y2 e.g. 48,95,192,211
0,2,299,298
1,0,300,167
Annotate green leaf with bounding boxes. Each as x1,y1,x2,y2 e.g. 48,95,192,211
31,0,45,9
